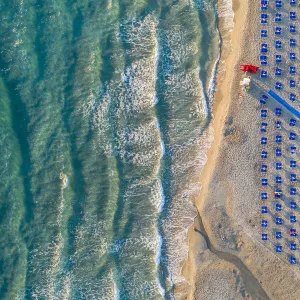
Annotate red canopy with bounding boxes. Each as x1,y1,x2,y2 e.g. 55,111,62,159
240,64,259,73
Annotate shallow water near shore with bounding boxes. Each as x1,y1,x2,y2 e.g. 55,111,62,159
0,0,231,298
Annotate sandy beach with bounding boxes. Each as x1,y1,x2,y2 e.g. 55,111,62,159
182,0,300,299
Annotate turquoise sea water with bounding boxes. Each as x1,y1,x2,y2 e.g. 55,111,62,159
0,0,225,299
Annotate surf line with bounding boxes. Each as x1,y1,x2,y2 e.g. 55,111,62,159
193,213,270,300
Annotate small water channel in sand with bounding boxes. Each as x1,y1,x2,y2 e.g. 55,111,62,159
195,213,270,300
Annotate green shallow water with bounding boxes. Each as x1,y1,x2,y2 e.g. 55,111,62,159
0,0,222,299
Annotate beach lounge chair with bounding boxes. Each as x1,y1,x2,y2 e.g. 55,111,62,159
260,122,268,131
275,189,282,199
290,52,296,60
276,245,282,253
275,68,282,76
290,25,296,33
276,148,282,157
261,220,268,227
261,206,268,214
261,109,268,118
276,135,282,143
261,164,268,172
290,243,296,250
261,70,268,78
290,160,296,168
276,120,281,129
276,217,283,225
261,137,268,145
290,39,296,47
261,29,268,37
290,12,296,20
291,174,296,182
261,3,268,10
290,80,296,88
289,119,296,126
261,44,268,53
290,257,297,264
275,0,282,8
261,18,268,24
275,108,282,116
276,162,282,170
276,231,282,239
261,151,268,159
290,93,296,101
289,66,296,74
290,228,296,237
275,40,282,49
275,13,282,22
276,203,282,212
262,192,268,200
262,179,268,186
275,54,282,63
276,176,282,184
290,0,296,6
289,132,296,140
290,146,296,154
275,27,282,35
290,201,297,209
262,233,268,241
261,13,268,19
290,188,296,196
275,82,282,90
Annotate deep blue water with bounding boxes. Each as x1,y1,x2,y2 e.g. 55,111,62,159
0,0,221,299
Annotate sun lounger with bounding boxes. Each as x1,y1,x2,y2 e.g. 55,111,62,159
276,217,283,225
290,160,296,168
275,27,282,35
290,93,296,101
275,54,282,63
275,40,282,49
261,151,268,158
275,82,282,90
290,39,296,47
275,108,282,116
275,0,282,8
289,118,296,126
276,176,282,184
290,229,296,237
262,220,268,227
289,132,296,140
290,257,297,264
290,79,296,88
290,146,296,154
289,66,296,74
275,13,282,22
290,188,296,196
276,231,282,239
276,120,281,129
275,68,282,76
262,233,268,241
290,12,296,20
290,0,296,6
290,52,296,60
261,70,268,78
261,29,268,37
276,245,282,252
276,148,282,156
261,137,268,145
261,206,268,214
290,24,296,33
290,174,296,183
276,203,282,212
276,162,282,170
261,192,268,200
261,109,268,118
290,202,297,209
290,243,296,250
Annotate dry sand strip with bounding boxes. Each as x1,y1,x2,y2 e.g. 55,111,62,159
182,0,300,299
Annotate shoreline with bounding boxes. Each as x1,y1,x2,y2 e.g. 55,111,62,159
182,0,252,297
